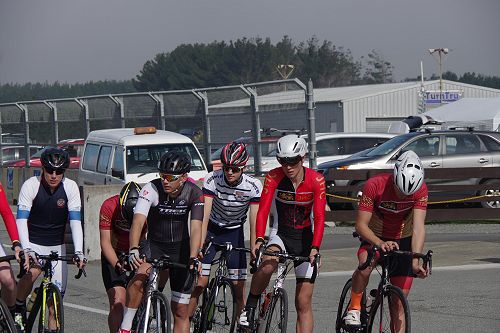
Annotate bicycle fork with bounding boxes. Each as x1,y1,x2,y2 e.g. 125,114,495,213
40,281,61,331
142,269,160,333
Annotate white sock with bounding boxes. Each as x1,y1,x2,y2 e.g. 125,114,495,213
120,307,138,331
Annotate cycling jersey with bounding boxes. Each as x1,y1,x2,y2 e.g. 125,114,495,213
256,167,326,248
0,182,19,243
17,176,81,247
134,179,204,243
358,173,428,239
203,170,262,229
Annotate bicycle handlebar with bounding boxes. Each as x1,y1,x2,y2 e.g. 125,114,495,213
0,255,16,263
141,254,188,270
358,245,433,274
19,251,87,279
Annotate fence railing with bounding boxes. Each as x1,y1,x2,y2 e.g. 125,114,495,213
324,167,500,222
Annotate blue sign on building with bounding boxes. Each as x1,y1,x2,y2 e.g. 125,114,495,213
423,90,462,104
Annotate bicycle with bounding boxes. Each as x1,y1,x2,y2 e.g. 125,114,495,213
132,254,196,333
191,240,251,333
238,244,320,333
24,250,86,333
335,235,433,333
0,255,17,333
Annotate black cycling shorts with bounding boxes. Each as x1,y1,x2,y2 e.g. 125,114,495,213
359,236,413,278
101,252,131,291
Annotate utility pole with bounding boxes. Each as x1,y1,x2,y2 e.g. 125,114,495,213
428,48,449,103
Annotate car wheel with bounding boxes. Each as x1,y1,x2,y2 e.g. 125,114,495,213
480,179,500,209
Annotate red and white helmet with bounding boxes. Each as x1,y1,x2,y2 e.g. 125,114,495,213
220,142,249,166
393,150,424,195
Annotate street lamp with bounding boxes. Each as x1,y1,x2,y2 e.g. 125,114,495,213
428,48,449,103
276,64,295,80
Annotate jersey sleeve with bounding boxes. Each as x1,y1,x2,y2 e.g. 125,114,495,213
202,171,216,197
311,172,327,248
358,178,378,213
256,170,279,239
99,197,114,230
413,182,428,210
64,179,82,222
134,182,158,217
249,177,263,204
0,182,19,242
189,186,204,222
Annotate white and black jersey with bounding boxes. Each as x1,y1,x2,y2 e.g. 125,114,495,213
203,170,262,229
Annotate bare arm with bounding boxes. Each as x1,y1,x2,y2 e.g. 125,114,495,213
354,210,379,245
248,204,258,258
100,229,119,268
190,218,203,259
411,208,427,277
129,213,147,250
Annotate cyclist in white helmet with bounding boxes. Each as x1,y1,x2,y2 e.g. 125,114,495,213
343,150,429,332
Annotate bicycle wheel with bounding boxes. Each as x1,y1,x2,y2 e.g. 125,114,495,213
335,278,353,333
191,288,209,333
26,284,64,333
135,291,171,333
0,298,16,333
264,288,288,333
367,285,410,333
201,278,236,333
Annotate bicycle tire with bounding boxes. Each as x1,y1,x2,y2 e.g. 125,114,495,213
0,298,16,333
135,291,171,333
201,278,236,333
335,278,353,333
191,288,209,333
367,285,410,333
264,288,288,333
26,284,64,333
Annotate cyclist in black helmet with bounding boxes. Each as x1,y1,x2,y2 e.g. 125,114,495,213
14,147,86,331
99,182,146,333
118,151,204,333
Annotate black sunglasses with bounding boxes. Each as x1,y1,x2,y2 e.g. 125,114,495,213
44,167,65,175
277,156,302,166
223,165,243,173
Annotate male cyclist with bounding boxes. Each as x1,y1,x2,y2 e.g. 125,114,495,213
100,182,145,333
189,142,262,318
239,135,326,333
14,147,87,330
343,150,429,333
0,181,22,321
118,151,203,333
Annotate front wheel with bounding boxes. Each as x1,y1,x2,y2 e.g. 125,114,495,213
264,288,288,333
335,279,368,333
26,284,64,333
135,291,171,333
0,298,16,333
201,278,236,333
367,285,410,333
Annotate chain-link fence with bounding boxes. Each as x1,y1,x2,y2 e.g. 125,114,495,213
0,78,318,173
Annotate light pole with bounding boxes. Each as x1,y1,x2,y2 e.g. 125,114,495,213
276,64,295,79
428,48,449,103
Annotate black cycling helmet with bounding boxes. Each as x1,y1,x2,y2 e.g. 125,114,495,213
41,147,70,171
158,151,191,175
220,142,249,167
119,181,141,223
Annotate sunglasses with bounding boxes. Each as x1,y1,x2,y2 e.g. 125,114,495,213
277,156,302,166
44,167,64,175
159,173,182,182
223,165,243,173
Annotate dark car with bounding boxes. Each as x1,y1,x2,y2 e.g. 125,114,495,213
318,129,500,209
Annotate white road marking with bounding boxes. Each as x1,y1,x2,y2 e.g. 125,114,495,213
64,302,108,315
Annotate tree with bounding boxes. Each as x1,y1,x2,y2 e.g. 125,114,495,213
362,50,394,84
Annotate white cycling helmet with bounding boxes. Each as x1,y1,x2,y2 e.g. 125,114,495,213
393,150,424,196
276,135,308,158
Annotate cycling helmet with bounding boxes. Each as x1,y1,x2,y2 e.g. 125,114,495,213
393,150,424,196
119,181,141,223
158,151,191,174
276,135,308,158
220,142,249,166
41,147,70,171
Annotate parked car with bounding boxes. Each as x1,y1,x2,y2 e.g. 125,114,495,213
318,129,500,208
3,139,84,168
1,145,43,166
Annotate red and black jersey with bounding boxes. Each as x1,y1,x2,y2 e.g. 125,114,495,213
256,167,326,248
359,173,428,239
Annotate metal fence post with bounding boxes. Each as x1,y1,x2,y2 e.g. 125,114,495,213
108,95,125,128
242,86,262,174
306,79,317,170
15,103,30,166
44,101,58,144
75,98,90,137
147,92,165,130
193,91,211,164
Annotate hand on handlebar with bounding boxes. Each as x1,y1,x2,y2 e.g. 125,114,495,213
309,248,321,267
128,248,143,270
251,239,264,260
412,259,428,279
73,251,87,269
21,249,37,271
377,240,399,252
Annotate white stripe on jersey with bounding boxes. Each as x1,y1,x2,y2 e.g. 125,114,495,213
203,170,262,228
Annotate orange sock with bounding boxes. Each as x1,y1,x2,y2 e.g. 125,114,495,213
348,291,363,311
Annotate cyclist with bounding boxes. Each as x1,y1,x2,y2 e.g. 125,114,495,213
118,151,204,333
14,147,87,330
100,181,145,333
188,142,262,317
239,135,326,333
0,181,22,321
342,150,429,332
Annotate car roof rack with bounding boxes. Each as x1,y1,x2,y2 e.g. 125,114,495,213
449,126,475,132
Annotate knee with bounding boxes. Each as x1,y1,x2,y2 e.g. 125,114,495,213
172,304,189,319
259,260,277,276
110,301,125,314
295,296,311,314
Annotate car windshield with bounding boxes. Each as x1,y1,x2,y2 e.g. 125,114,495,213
365,134,413,157
126,143,205,174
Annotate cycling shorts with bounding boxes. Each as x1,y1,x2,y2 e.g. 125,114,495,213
201,222,247,280
358,236,414,290
267,227,315,283
101,252,132,291
30,243,68,296
141,239,191,304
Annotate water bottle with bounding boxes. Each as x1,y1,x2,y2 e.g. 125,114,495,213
26,287,39,312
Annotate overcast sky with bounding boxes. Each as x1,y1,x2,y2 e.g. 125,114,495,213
1,0,499,85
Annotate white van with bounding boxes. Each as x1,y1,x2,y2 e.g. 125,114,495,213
79,127,207,185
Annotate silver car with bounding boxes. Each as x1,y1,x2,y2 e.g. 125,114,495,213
318,129,500,208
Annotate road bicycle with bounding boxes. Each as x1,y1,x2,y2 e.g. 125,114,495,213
24,251,86,333
335,235,433,333
190,240,251,333
0,255,17,333
238,244,320,333
132,254,196,333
